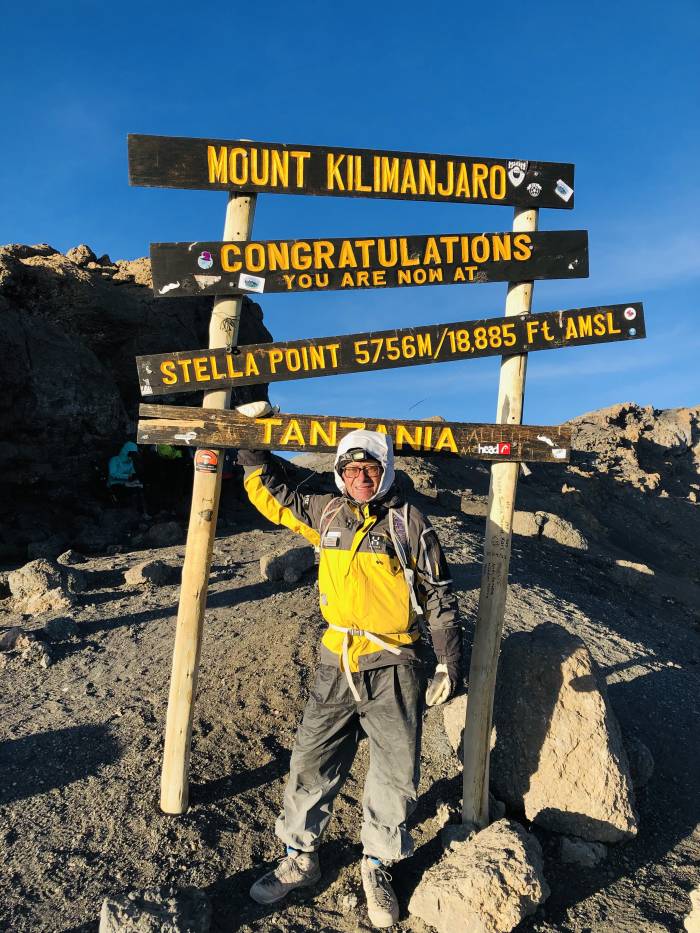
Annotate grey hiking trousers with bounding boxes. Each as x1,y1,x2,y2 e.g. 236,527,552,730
275,662,425,863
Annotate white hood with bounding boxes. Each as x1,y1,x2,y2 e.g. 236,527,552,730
334,429,395,502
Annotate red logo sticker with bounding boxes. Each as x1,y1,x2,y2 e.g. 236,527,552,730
498,442,511,455
195,449,219,472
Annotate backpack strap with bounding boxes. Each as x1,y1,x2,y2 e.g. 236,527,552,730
318,497,345,547
388,504,423,616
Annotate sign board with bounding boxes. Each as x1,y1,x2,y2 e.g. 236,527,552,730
128,135,575,209
150,230,588,297
136,303,645,397
137,404,571,463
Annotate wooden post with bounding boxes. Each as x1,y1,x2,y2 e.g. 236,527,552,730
160,192,257,814
462,205,538,828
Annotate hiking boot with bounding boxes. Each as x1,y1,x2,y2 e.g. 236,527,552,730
361,856,399,928
249,848,321,905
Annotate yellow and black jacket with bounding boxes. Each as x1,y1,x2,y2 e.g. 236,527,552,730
239,451,460,675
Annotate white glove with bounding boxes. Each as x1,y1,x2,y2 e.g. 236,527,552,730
425,663,453,707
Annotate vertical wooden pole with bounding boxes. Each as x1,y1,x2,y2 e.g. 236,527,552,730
462,205,539,828
160,192,257,814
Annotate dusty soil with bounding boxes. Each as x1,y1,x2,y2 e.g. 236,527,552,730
1,403,699,932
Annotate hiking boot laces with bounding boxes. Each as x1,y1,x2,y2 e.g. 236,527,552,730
367,865,396,910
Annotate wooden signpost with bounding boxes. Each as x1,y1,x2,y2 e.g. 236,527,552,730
136,303,645,396
130,130,644,823
137,403,572,463
149,230,588,297
129,134,575,209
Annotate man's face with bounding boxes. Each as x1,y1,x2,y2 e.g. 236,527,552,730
342,460,383,502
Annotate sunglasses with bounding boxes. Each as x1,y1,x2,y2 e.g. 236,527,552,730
342,464,382,478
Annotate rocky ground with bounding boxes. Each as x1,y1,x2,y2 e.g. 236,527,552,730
0,401,699,932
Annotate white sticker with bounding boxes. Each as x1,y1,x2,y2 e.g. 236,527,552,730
174,431,197,445
555,179,574,202
238,272,265,293
552,448,568,460
197,250,214,270
158,282,180,295
527,182,542,197
194,274,222,289
508,160,528,187
624,307,637,321
537,434,555,448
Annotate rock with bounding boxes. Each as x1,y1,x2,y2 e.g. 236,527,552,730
24,588,75,615
260,545,315,583
124,560,177,586
43,617,79,641
443,693,468,751
0,571,10,598
408,819,549,933
143,521,183,548
0,627,22,651
58,549,86,566
624,736,655,789
612,559,655,588
442,693,495,759
559,837,607,867
66,244,97,266
685,885,700,933
536,512,588,550
99,886,211,933
15,632,51,668
8,559,63,599
491,623,638,843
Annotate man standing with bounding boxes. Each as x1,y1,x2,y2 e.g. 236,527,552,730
237,430,461,928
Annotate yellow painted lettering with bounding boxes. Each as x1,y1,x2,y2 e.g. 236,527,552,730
471,235,491,264
371,270,386,286
593,313,607,336
397,269,412,284
340,271,355,287
338,241,358,268
513,234,533,260
381,157,400,192
396,425,422,449
268,348,284,373
577,315,593,338
400,160,418,194
160,361,177,385
282,273,295,289
422,237,441,265
280,419,305,446
526,320,540,342
492,234,512,262
313,240,335,269
290,151,310,187
454,163,471,198
221,244,242,273
270,149,289,187
326,153,345,190
453,267,466,282
177,359,193,382
192,357,209,382
250,147,269,185
439,235,459,263
245,243,266,272
228,147,248,185
472,163,489,199
256,417,283,444
434,427,458,453
267,241,290,271
355,155,371,192
377,238,398,268
399,238,419,266
310,420,337,446
418,159,436,195
416,333,432,355
490,164,506,199
245,354,260,376
428,268,443,282
437,161,454,196
290,241,312,271
327,343,340,367
354,239,376,267
210,355,225,380
207,146,227,184
564,317,578,340
607,311,621,334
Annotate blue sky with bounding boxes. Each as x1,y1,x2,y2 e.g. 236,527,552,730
2,0,698,426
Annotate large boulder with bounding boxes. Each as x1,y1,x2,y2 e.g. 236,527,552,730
491,623,638,843
260,544,315,584
408,819,549,933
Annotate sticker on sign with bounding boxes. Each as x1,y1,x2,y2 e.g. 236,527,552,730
478,442,511,455
238,272,265,293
